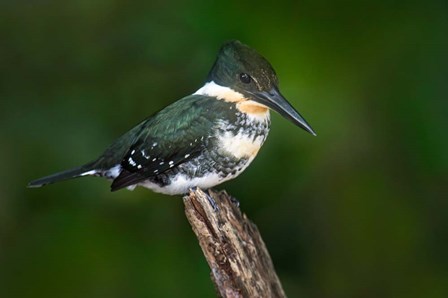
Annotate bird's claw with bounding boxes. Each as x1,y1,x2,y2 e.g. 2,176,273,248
205,189,219,212
189,187,219,212
230,196,240,207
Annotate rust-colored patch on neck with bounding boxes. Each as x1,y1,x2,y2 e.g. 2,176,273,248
218,92,246,103
237,100,269,115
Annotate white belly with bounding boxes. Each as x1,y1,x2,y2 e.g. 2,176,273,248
138,172,224,195
138,151,259,195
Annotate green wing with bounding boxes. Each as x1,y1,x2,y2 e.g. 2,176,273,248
110,95,216,191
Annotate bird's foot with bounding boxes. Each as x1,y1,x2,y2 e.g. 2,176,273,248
229,195,240,208
189,187,219,212
204,189,219,212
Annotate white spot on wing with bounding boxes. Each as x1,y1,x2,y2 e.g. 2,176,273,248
128,157,137,166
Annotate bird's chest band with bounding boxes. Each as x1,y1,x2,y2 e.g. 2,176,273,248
218,131,265,159
216,113,270,160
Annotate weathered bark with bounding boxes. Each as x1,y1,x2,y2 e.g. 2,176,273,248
183,188,286,298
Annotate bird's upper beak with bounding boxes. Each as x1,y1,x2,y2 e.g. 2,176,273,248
251,88,317,136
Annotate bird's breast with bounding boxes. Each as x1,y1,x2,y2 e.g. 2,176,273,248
218,131,265,159
215,109,270,160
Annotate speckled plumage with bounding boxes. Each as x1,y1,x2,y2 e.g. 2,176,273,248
136,104,270,194
105,94,270,194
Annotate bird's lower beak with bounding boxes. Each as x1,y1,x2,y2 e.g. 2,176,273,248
252,88,317,136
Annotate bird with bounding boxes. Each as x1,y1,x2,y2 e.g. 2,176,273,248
28,40,316,195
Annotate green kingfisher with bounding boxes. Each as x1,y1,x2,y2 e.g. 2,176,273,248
28,40,316,195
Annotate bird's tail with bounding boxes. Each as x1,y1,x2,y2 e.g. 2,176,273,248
27,162,97,188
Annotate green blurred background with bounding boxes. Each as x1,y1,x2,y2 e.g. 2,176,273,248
1,0,447,297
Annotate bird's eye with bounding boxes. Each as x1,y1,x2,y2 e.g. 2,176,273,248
239,73,252,84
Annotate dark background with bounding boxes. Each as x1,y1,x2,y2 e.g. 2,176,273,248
1,1,447,297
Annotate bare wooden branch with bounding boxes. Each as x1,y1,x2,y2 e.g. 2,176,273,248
183,188,286,298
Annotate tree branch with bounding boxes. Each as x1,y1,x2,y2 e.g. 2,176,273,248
183,188,286,298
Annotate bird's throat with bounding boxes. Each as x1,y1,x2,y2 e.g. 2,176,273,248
236,100,269,115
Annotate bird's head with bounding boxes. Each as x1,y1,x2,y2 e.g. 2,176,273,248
203,40,316,136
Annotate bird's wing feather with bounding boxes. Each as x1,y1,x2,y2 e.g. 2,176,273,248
110,95,216,191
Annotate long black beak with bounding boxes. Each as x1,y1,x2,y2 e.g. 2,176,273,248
251,88,317,136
